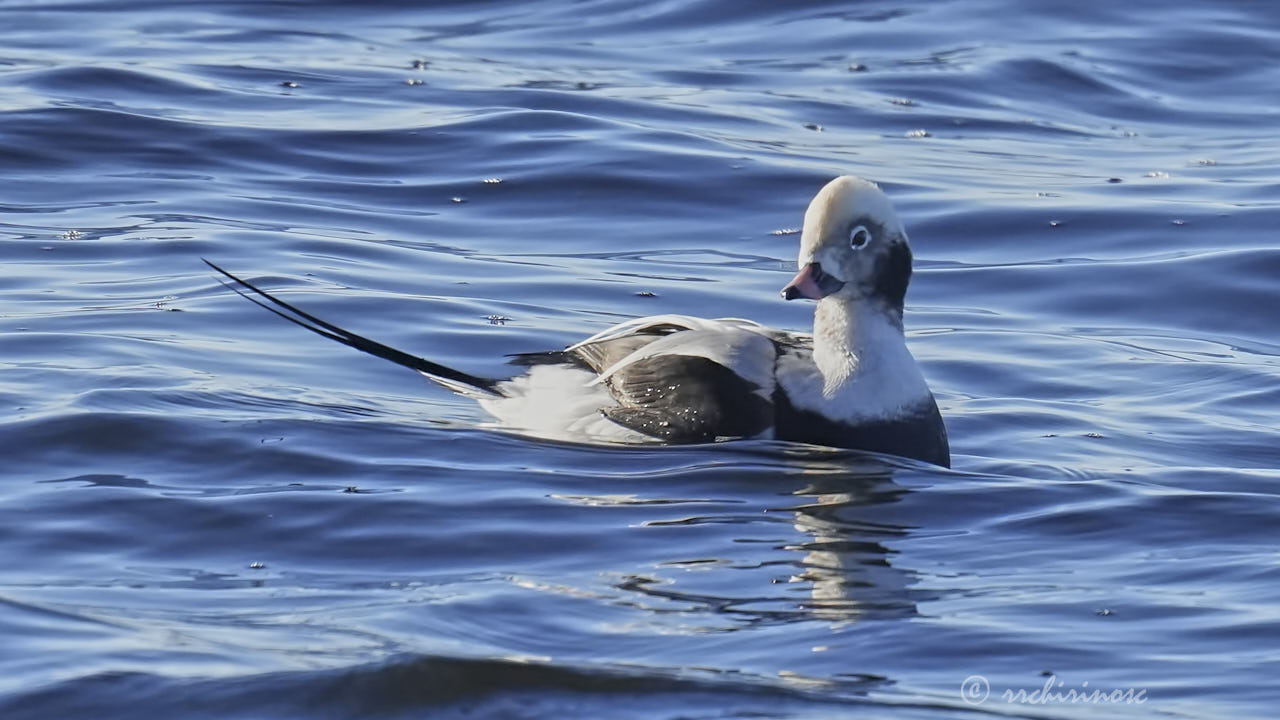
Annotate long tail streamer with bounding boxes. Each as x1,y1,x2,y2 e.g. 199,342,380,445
204,259,500,395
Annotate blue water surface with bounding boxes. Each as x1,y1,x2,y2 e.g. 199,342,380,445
2,1,1278,718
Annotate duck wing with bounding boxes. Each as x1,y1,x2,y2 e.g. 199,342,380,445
600,353,774,442
582,321,780,442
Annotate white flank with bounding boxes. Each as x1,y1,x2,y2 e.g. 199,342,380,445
477,364,649,444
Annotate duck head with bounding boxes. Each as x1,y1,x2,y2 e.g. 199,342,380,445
781,176,914,316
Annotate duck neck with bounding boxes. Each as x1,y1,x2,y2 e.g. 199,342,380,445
812,295,904,396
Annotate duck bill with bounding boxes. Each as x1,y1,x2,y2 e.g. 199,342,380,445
781,262,844,300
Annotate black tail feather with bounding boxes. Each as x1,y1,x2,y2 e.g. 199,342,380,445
204,259,501,395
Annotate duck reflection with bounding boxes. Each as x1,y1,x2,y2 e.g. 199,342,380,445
785,459,918,623
610,444,925,627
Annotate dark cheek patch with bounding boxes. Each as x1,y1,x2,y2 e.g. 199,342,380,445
872,241,912,308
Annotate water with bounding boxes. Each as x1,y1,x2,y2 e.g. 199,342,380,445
2,1,1278,717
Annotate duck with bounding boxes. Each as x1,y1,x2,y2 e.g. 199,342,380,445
206,175,950,467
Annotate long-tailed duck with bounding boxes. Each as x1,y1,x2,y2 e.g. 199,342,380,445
206,176,950,466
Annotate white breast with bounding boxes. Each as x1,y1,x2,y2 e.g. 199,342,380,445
777,301,934,422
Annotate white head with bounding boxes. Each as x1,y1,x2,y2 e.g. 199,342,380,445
781,176,914,318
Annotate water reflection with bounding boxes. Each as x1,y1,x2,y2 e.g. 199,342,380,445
788,470,917,623
609,445,926,628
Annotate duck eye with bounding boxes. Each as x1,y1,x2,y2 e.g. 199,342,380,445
850,225,871,248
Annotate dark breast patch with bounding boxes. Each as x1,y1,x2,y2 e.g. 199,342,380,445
774,389,951,467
